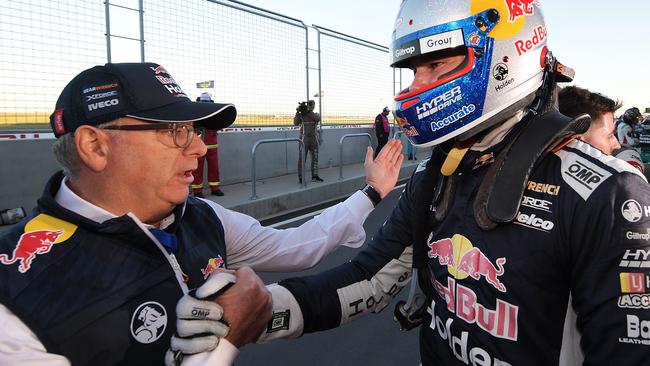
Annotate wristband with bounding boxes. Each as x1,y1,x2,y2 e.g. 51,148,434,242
361,184,382,207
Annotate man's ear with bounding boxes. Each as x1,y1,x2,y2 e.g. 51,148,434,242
74,126,110,173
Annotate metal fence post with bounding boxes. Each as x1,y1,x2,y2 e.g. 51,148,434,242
338,133,371,180
251,138,305,200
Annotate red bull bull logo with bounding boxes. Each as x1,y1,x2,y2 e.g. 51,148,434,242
427,234,507,292
150,65,169,75
0,229,64,273
201,256,225,279
504,0,538,23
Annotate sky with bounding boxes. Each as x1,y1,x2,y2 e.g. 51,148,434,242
241,0,650,114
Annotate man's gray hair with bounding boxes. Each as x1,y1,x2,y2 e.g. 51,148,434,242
51,121,117,178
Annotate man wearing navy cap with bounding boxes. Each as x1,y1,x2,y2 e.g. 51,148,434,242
0,62,404,365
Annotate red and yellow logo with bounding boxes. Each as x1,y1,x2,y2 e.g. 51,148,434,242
0,214,77,273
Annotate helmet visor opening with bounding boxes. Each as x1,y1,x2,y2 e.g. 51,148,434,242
395,47,474,102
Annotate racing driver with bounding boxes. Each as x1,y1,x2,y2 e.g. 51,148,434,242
174,1,650,365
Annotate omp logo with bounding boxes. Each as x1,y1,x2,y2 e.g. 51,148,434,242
566,161,604,188
395,46,415,58
88,98,119,111
521,196,552,213
620,315,650,346
191,307,211,318
557,152,612,200
619,294,650,309
620,248,650,268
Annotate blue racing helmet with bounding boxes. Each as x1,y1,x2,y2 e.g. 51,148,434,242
391,0,549,147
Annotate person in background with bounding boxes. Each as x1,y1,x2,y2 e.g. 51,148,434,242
613,146,648,178
374,106,391,158
294,100,323,183
617,106,643,149
558,85,621,155
0,62,404,366
191,92,225,197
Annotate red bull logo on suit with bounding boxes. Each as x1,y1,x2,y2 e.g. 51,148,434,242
427,234,518,341
0,214,77,273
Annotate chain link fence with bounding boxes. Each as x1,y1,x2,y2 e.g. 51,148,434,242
0,0,400,130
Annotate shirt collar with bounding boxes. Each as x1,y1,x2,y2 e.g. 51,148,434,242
54,176,175,229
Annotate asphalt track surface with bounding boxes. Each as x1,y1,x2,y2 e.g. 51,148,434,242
237,185,422,366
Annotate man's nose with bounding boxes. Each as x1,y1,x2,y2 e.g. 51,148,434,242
408,66,434,92
186,133,208,156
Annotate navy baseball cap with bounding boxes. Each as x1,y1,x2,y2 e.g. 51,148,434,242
49,62,237,137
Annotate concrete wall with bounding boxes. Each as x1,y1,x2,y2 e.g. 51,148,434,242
0,127,397,211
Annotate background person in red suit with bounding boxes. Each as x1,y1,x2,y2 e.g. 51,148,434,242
191,92,224,197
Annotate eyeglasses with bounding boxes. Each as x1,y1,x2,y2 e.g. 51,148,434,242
102,123,205,148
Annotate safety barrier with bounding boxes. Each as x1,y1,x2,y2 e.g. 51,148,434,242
338,133,371,180
250,138,305,200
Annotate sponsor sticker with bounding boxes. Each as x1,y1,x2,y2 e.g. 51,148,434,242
130,301,167,344
514,25,547,56
526,181,560,196
620,272,649,293
622,200,644,223
620,248,650,268
200,256,225,280
513,212,554,232
619,294,650,309
427,234,507,292
558,153,612,200
82,82,124,118
520,195,552,213
428,300,514,364
84,90,118,102
0,214,76,273
419,29,465,54
417,86,463,120
430,104,476,132
493,63,515,92
473,152,494,170
619,314,650,346
504,0,537,23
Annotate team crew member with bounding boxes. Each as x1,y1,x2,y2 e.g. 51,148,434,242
0,62,404,365
191,92,225,197
558,85,622,155
617,107,643,149
374,106,391,157
178,1,650,365
295,100,323,183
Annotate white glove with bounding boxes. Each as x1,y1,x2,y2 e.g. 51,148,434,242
165,272,236,366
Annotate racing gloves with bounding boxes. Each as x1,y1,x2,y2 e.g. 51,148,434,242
165,272,236,366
